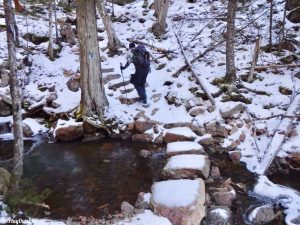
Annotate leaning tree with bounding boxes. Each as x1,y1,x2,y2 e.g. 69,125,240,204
96,0,123,55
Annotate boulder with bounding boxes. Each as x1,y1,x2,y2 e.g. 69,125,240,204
132,133,153,142
205,121,217,134
190,123,206,136
134,120,153,133
151,93,162,103
151,179,206,225
119,84,135,94
198,135,214,146
162,154,210,179
287,8,300,23
0,167,11,195
67,76,80,92
0,121,11,134
0,69,10,87
184,97,204,111
203,206,232,225
229,151,242,162
220,103,245,119
210,166,221,178
166,141,205,157
164,127,197,143
54,119,83,142
165,91,182,106
213,125,228,138
248,205,276,225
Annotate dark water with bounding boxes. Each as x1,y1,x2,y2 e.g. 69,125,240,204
0,138,165,219
0,139,298,224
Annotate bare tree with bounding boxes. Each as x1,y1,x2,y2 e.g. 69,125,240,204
152,0,170,37
96,0,123,55
269,0,273,51
48,1,54,60
225,0,237,83
77,0,108,120
4,0,24,193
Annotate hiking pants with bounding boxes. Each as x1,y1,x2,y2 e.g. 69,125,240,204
134,83,147,101
131,66,149,101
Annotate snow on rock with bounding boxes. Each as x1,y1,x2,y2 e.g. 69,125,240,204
23,118,48,136
254,176,300,225
219,103,245,119
115,210,172,225
166,141,205,157
151,179,206,225
164,127,197,143
162,154,210,179
248,204,276,225
53,119,83,142
203,207,231,225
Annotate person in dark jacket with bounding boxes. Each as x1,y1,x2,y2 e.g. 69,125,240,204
120,43,150,105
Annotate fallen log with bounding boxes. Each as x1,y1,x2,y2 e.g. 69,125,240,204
254,64,300,71
126,38,177,55
255,94,300,175
174,31,215,107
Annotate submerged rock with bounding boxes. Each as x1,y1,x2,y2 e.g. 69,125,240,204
121,201,135,214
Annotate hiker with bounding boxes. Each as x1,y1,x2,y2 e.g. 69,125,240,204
120,43,150,105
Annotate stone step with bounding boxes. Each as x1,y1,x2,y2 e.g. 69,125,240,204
164,127,197,143
103,73,121,85
166,141,205,157
161,154,210,179
108,80,130,90
151,179,206,225
119,83,135,94
102,68,114,73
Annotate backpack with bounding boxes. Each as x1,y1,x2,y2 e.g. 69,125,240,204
132,45,150,69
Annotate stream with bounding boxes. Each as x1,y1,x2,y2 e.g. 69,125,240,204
0,137,298,224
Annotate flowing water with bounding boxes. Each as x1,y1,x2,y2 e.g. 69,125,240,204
0,138,298,224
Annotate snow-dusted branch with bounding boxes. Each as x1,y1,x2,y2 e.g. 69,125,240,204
255,94,300,175
174,31,215,108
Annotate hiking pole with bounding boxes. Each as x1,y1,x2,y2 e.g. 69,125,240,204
120,63,129,105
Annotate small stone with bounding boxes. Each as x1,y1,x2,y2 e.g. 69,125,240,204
203,206,232,225
205,121,216,134
220,103,245,119
239,132,246,142
135,192,150,209
212,186,236,207
140,149,151,158
121,201,134,214
0,69,10,87
229,151,242,162
213,125,228,138
198,136,214,146
67,76,80,92
134,120,153,134
189,106,206,117
210,166,221,178
229,125,239,135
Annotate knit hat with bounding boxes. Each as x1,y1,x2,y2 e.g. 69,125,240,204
129,43,136,49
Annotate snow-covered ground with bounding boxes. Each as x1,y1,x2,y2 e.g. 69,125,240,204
0,0,300,224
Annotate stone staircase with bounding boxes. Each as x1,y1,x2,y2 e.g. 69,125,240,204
150,140,211,225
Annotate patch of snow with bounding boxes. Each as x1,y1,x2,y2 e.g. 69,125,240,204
23,118,48,135
166,141,203,153
152,179,202,208
115,210,171,225
165,154,207,170
210,208,229,219
164,127,197,138
254,176,300,225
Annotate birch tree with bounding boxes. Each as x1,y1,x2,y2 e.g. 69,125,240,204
77,0,108,120
152,0,170,37
96,0,122,55
225,0,237,83
4,0,24,193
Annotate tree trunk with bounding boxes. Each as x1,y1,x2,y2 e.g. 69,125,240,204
48,2,54,60
225,0,237,83
4,0,24,194
77,0,108,119
247,37,260,82
269,0,273,51
152,0,170,37
142,0,148,8
53,0,59,42
96,0,122,55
